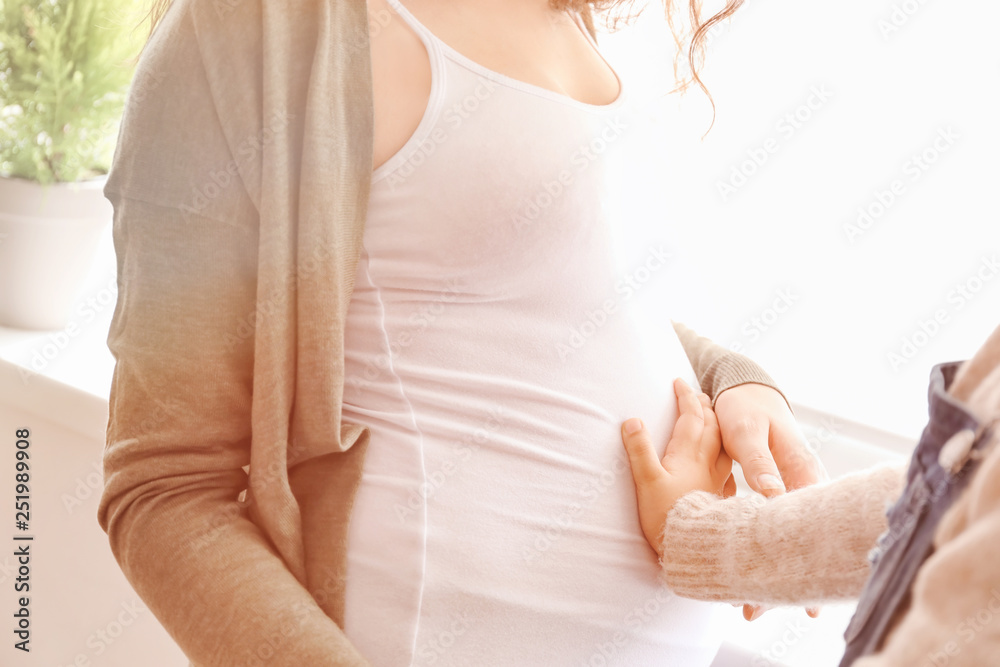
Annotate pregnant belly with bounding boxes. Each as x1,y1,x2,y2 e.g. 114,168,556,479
340,313,726,667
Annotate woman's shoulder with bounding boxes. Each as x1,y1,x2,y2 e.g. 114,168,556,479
106,0,270,216
108,1,369,216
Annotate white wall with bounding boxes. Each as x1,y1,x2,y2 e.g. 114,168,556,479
599,0,1000,440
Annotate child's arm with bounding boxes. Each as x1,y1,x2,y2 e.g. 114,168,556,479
659,464,905,607
622,379,906,607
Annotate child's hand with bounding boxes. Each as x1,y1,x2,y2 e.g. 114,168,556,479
621,377,734,559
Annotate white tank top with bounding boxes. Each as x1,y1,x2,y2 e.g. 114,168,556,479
341,1,726,665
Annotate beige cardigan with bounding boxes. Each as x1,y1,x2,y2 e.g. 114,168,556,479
96,2,783,665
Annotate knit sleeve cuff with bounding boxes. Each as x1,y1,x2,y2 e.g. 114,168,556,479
669,320,790,411
701,353,792,413
658,464,907,607
657,490,744,602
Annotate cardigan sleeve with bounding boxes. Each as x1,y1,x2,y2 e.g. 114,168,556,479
98,197,369,667
671,320,790,409
95,4,369,665
658,463,907,606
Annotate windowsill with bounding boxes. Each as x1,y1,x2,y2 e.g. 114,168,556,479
0,224,117,402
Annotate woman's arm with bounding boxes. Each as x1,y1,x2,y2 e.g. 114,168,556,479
672,320,826,498
98,200,370,667
671,320,788,408
96,4,369,665
659,464,906,607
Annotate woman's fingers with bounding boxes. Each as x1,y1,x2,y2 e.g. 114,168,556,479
715,450,735,484
722,473,737,497
621,418,663,486
713,384,790,498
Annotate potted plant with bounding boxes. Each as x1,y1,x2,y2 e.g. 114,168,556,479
0,0,144,330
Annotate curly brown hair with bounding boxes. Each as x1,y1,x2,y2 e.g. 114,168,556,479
557,0,745,132
144,0,744,132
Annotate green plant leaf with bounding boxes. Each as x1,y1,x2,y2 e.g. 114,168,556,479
0,0,148,183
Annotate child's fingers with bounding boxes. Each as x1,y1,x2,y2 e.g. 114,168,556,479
664,379,705,462
675,378,705,421
621,418,664,486
700,402,722,458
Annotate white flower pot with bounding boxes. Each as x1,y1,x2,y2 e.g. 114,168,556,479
0,175,113,330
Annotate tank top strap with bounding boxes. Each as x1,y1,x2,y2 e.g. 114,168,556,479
378,0,625,112
382,0,444,50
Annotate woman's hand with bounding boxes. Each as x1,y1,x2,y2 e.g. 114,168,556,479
711,384,827,621
713,383,829,497
621,378,734,559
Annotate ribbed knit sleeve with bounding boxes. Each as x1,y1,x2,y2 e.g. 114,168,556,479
671,320,790,409
658,463,907,606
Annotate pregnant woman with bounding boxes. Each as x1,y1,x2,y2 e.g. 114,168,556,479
97,0,822,665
